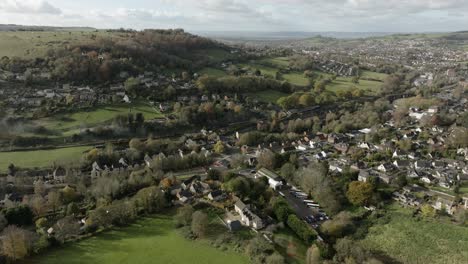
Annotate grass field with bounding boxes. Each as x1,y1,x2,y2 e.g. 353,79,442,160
361,71,389,81
36,102,163,137
360,204,468,264
248,90,289,103
198,67,227,77
0,31,115,58
0,146,90,172
283,73,310,86
326,77,383,94
259,57,291,68
23,214,249,264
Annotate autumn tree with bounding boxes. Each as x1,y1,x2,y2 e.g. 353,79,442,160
1,226,37,261
174,205,194,227
306,244,321,264
213,141,225,154
346,181,373,206
191,211,209,238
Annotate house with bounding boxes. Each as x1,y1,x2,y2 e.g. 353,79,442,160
256,168,283,190
334,143,349,154
393,160,411,169
378,163,394,173
234,200,264,230
392,149,407,158
189,181,211,196
208,190,227,202
415,160,431,170
358,170,371,182
177,190,193,203
433,197,456,215
281,145,296,154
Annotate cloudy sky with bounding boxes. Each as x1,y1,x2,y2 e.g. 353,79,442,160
0,0,467,32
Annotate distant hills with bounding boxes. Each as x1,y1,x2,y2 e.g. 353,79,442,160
0,24,96,32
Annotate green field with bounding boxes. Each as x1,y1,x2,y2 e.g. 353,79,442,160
283,73,310,86
259,57,291,68
361,71,389,81
0,31,115,58
198,67,227,77
326,77,383,94
248,90,289,103
361,204,468,264
0,146,90,172
36,102,163,137
24,214,249,264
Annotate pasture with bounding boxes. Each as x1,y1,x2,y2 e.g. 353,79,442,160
248,90,289,103
0,146,90,172
35,102,163,137
0,30,115,58
23,214,249,264
360,204,468,264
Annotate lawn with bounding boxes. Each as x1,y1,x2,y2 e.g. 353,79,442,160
248,90,289,103
283,72,310,87
198,67,227,77
36,102,163,136
23,214,249,264
0,146,91,172
361,71,389,81
360,204,468,264
259,57,291,69
238,63,279,78
326,77,383,94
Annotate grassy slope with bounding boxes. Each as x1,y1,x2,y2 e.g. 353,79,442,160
326,77,383,94
0,31,117,58
24,214,249,264
273,228,308,264
0,146,90,171
36,102,163,137
361,204,468,264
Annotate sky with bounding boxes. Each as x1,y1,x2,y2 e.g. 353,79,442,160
0,0,467,32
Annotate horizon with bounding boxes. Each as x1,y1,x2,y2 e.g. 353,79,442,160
1,1,468,32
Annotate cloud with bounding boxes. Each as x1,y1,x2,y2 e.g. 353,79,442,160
0,0,61,14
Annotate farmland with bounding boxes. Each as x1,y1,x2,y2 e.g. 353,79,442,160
23,214,249,264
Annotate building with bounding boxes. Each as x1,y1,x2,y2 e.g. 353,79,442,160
256,168,283,190
234,200,264,230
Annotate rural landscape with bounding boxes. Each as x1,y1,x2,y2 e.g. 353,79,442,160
0,1,467,264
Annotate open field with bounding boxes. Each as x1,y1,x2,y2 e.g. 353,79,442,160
0,31,116,58
36,102,163,137
259,57,290,68
248,90,289,103
326,77,383,94
23,214,249,264
198,67,227,77
0,146,90,172
283,72,310,86
361,71,389,81
360,204,468,264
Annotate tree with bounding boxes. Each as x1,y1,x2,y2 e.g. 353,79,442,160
346,181,373,206
53,216,81,243
246,236,275,263
0,213,7,232
47,190,62,212
213,141,225,154
306,244,321,264
174,205,194,227
257,149,277,170
129,138,145,152
1,226,37,261
3,205,34,226
61,185,79,204
287,215,317,243
191,211,209,238
321,211,354,240
266,252,285,264
421,204,436,218
34,179,46,196
454,209,467,226
280,163,296,180
124,77,139,97
29,195,48,217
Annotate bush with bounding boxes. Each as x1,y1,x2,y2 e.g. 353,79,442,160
3,205,34,226
287,214,317,243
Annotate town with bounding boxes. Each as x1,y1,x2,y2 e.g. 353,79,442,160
0,21,467,264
